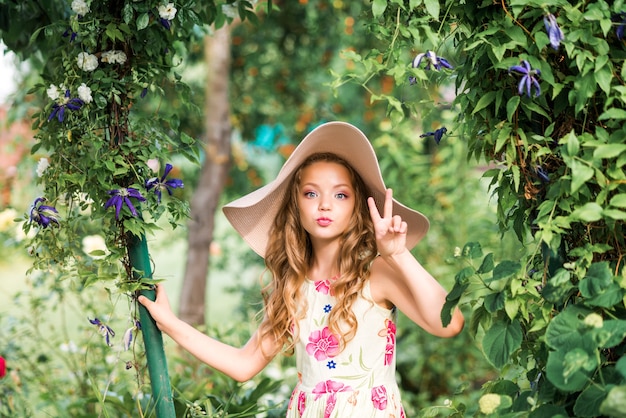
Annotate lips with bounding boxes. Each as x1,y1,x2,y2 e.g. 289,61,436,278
316,217,332,226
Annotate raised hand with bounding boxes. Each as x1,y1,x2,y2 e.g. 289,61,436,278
367,188,408,257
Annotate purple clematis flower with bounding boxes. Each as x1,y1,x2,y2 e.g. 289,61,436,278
534,166,550,183
543,13,564,50
145,163,184,203
48,89,84,123
29,197,60,228
613,12,626,40
410,51,453,84
62,28,78,43
412,50,453,71
159,18,171,30
420,127,447,144
122,320,141,351
509,60,541,98
104,187,146,220
89,318,115,347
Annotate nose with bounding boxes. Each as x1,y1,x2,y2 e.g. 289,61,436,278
319,195,331,211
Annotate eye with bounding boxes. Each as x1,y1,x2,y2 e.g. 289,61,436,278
304,191,318,198
335,192,349,200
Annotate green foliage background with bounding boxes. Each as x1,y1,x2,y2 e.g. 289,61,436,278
2,0,626,417
337,0,626,416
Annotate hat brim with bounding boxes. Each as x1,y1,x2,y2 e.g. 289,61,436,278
223,121,429,258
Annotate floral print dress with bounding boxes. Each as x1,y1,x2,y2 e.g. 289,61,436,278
286,278,406,418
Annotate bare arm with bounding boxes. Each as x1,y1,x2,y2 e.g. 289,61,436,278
138,284,277,382
367,189,464,337
370,251,464,337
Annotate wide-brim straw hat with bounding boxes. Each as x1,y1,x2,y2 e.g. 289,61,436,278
223,121,430,258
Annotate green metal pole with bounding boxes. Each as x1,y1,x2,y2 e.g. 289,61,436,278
127,233,176,417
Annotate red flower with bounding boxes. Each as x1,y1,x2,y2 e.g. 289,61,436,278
371,385,388,410
0,356,6,378
306,327,340,361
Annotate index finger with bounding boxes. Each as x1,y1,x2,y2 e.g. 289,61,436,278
367,196,382,223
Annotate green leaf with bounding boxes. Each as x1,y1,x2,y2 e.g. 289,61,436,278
610,194,626,208
529,404,569,418
600,386,626,418
595,65,612,95
579,262,623,308
542,269,574,304
598,320,626,349
482,320,523,368
574,383,611,417
137,13,150,31
484,291,505,313
504,297,520,320
546,348,590,391
423,0,440,19
506,95,520,122
570,160,595,193
594,144,626,159
472,91,496,114
565,131,580,156
441,283,468,327
616,356,626,380
494,125,512,153
476,253,494,274
491,260,521,282
599,108,626,120
461,242,483,259
603,209,626,220
372,0,387,18
545,305,590,350
572,202,603,222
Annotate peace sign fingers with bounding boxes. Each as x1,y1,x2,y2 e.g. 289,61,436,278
368,189,408,256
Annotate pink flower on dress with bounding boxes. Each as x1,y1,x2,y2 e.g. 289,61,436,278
383,318,397,366
306,327,340,361
371,385,388,410
313,380,353,418
314,279,334,295
298,391,307,416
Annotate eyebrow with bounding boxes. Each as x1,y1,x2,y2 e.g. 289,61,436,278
300,182,353,189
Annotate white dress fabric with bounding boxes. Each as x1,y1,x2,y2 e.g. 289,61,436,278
285,278,406,418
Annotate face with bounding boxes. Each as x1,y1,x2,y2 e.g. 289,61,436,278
297,161,356,246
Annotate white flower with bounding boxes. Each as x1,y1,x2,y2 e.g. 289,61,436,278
478,394,501,415
46,84,61,101
36,157,50,177
146,158,160,173
82,234,109,259
584,313,604,328
221,4,238,19
71,0,90,16
76,52,98,71
158,3,177,20
101,50,127,65
77,83,92,103
0,208,18,232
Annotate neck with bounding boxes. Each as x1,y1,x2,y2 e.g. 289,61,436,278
308,240,340,281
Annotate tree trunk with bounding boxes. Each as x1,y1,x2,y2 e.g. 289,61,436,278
179,25,232,326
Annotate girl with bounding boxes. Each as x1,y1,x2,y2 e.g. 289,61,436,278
139,121,465,417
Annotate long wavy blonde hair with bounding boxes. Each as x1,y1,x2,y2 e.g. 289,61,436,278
258,152,378,358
